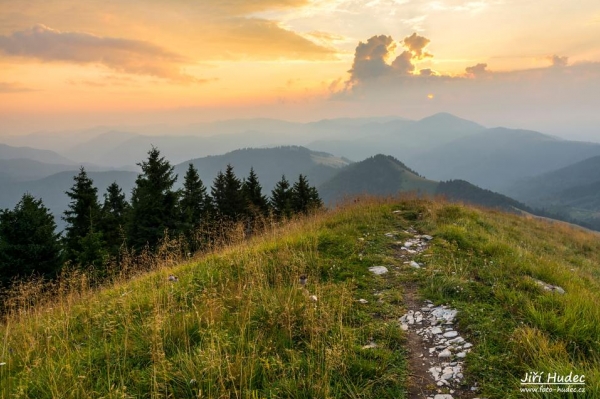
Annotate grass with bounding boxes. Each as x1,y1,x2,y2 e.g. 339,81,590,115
1,197,599,398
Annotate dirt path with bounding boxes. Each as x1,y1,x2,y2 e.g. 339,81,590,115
387,230,481,399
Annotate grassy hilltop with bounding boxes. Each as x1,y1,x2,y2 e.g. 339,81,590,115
1,198,599,398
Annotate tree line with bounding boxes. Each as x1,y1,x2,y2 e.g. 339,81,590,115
0,147,321,287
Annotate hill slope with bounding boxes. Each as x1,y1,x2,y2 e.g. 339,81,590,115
318,154,438,204
1,199,598,398
317,155,532,214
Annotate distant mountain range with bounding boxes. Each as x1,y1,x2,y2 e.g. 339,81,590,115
505,155,600,227
2,112,600,231
0,143,74,165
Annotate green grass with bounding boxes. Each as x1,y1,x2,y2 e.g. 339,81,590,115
1,197,599,398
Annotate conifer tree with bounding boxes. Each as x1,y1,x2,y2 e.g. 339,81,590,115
212,164,245,221
0,194,62,284
270,175,293,219
128,147,179,250
291,174,323,214
242,167,269,218
211,171,227,218
63,167,103,265
99,182,130,259
180,163,211,249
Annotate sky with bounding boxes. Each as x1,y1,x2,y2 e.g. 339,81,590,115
1,0,599,140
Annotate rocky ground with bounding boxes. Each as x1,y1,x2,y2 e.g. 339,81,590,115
369,222,486,399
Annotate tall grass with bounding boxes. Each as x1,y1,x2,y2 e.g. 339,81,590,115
2,197,599,398
0,200,408,398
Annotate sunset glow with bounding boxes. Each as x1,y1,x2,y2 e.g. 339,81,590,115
1,0,599,135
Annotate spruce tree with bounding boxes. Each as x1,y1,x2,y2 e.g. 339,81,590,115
270,175,293,219
63,167,103,266
212,164,245,221
0,194,62,284
211,171,226,217
291,174,323,214
99,182,130,259
128,147,179,250
242,167,269,218
180,163,211,249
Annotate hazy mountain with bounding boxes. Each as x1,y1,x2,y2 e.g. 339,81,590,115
308,112,485,161
0,159,89,182
176,146,351,193
0,170,138,232
507,155,600,204
0,143,75,165
63,131,140,164
53,116,407,167
317,154,533,213
409,128,600,192
317,155,438,204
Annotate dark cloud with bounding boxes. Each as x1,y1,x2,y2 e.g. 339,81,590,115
0,24,201,83
465,63,488,76
419,68,436,76
348,35,396,81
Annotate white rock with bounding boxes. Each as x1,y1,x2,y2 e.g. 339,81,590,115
443,331,458,338
409,261,421,269
401,324,409,331
309,295,318,302
358,299,368,304
441,372,454,380
422,235,434,241
404,241,413,248
434,395,454,399
368,266,389,275
362,342,377,349
456,352,466,358
463,343,473,349
431,327,443,335
438,349,452,358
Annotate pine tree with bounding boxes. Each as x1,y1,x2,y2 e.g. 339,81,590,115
212,164,245,221
128,147,179,250
180,163,211,249
0,194,62,284
63,167,103,265
99,182,130,259
291,174,323,214
270,175,293,219
242,167,269,218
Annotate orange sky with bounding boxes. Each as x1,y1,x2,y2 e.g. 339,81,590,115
1,0,599,134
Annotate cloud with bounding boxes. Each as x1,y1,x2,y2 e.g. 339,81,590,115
548,54,569,67
348,32,433,82
337,33,600,133
0,81,35,93
219,18,336,60
0,24,201,83
403,32,433,60
465,63,488,76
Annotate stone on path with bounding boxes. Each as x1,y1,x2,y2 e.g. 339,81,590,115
368,266,389,275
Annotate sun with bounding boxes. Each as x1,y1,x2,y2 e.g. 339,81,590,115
427,94,435,99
